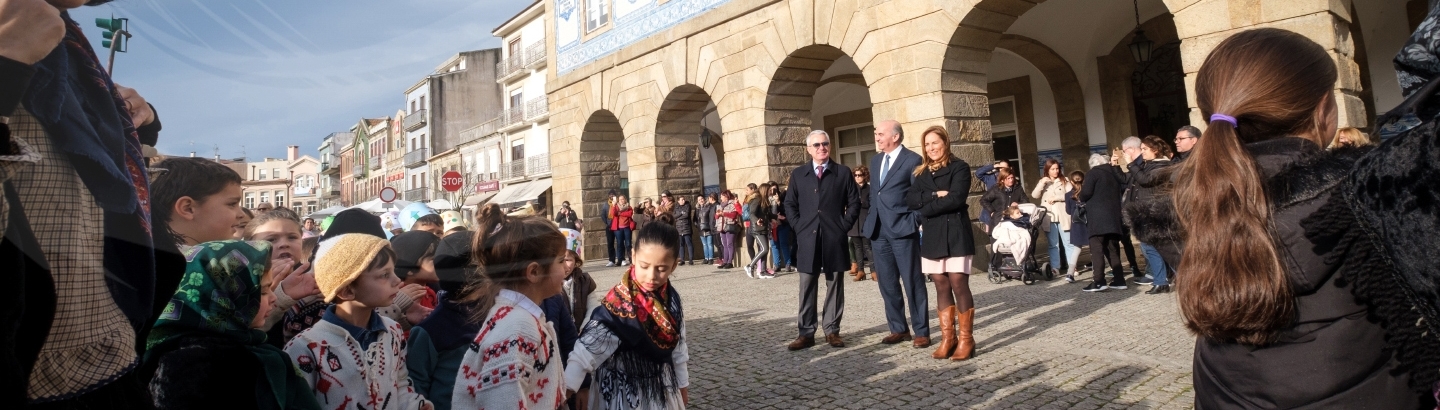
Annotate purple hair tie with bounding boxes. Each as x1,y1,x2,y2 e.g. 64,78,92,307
1210,113,1238,128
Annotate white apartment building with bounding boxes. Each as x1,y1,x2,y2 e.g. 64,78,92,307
488,0,552,212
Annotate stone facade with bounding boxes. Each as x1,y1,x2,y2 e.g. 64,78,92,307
546,0,1390,260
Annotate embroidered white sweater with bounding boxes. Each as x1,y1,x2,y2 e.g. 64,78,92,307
284,315,431,410
451,290,564,410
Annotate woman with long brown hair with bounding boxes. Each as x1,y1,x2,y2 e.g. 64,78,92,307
1031,159,1078,279
906,126,978,360
1171,28,1436,407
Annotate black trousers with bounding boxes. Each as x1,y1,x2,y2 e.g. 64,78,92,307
848,236,872,270
1089,234,1124,285
605,229,617,263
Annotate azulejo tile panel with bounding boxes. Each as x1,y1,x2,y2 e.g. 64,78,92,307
556,0,734,74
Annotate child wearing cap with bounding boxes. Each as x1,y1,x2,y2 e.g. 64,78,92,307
283,234,433,410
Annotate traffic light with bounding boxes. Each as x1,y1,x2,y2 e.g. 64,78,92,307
95,17,128,52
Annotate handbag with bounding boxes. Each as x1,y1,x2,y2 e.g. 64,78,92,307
1072,201,1088,226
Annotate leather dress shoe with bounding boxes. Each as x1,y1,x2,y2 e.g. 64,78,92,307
787,336,815,351
825,333,845,347
1145,284,1171,294
880,332,912,344
913,336,932,348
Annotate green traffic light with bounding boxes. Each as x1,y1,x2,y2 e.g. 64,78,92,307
94,17,122,31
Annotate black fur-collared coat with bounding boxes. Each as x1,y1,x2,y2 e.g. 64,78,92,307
1141,136,1438,408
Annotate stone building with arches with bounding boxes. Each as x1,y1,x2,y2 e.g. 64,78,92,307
537,0,1424,259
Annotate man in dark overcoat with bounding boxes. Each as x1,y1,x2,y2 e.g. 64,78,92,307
783,130,861,350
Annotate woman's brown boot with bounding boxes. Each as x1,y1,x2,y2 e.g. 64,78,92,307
950,307,976,361
850,263,863,281
931,306,958,359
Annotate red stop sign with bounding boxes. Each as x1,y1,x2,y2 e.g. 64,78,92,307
441,171,464,192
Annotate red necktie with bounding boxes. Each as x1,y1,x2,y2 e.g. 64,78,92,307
817,164,824,181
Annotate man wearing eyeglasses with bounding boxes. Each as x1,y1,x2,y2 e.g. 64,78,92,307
1174,125,1201,163
783,130,861,350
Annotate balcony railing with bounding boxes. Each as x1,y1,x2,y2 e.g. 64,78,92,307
404,148,428,168
497,54,525,80
525,97,548,121
403,109,427,131
500,160,527,180
403,187,432,202
325,187,340,197
369,155,382,170
352,164,365,177
527,155,550,176
470,172,499,185
459,119,500,144
524,42,545,67
499,106,526,129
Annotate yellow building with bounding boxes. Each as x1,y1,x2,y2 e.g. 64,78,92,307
543,0,1421,258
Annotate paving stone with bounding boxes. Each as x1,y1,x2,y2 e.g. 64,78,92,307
585,263,1195,409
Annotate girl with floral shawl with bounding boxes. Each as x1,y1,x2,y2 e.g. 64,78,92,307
141,240,321,410
566,217,691,409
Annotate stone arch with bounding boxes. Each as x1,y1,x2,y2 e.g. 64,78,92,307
764,44,872,186
654,85,724,197
995,34,1091,175
578,110,625,259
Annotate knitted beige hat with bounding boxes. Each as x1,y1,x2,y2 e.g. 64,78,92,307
314,233,392,303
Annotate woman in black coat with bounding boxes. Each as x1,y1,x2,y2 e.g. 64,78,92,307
1079,154,1126,292
980,168,1029,231
848,167,873,281
1163,28,1440,408
905,126,978,362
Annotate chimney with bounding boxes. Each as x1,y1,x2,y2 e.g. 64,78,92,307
287,145,299,162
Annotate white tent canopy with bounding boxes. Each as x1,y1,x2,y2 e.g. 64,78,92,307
426,199,456,211
307,205,346,219
348,198,415,214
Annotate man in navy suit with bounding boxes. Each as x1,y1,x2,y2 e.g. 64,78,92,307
863,119,931,348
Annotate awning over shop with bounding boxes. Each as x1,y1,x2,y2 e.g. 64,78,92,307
462,191,499,208
489,178,553,208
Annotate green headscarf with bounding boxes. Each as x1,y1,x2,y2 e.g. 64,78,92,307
144,240,320,410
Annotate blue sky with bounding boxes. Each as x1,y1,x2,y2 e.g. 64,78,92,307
70,0,529,161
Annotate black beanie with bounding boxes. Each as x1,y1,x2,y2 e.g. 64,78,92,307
433,231,475,294
321,209,386,241
390,231,439,280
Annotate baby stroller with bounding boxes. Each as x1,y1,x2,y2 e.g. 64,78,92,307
987,204,1053,285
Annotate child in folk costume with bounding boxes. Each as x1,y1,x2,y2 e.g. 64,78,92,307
566,214,692,409
142,240,321,410
450,204,569,409
284,234,432,410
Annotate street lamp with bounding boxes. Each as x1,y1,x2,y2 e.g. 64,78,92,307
1128,0,1153,63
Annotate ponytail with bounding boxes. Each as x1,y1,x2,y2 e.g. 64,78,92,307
1173,28,1335,345
463,203,566,323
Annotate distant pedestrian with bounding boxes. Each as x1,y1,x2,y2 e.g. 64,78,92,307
673,195,695,265
695,194,716,264
849,166,874,281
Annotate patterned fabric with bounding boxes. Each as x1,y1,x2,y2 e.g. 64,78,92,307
600,267,681,355
10,111,136,401
452,292,563,410
1396,0,1440,98
21,12,149,217
284,316,430,410
144,240,320,410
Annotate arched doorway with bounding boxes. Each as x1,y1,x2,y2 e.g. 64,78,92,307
765,45,873,186
654,85,724,198
1098,13,1188,149
578,110,626,260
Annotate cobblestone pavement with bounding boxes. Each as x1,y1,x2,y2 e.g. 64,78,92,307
586,262,1196,409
